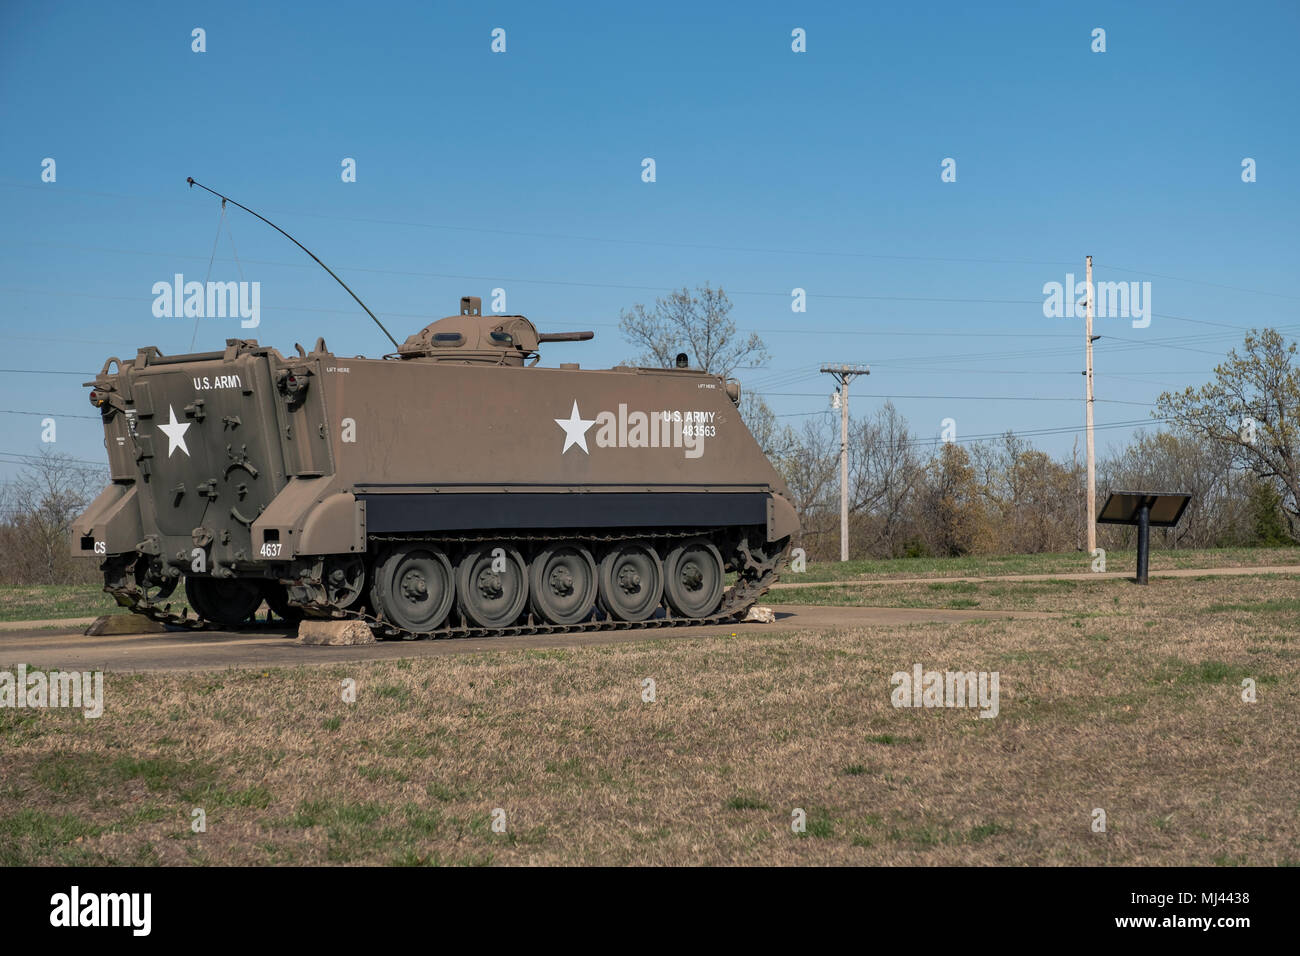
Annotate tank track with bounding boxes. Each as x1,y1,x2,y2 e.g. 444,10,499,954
103,527,787,641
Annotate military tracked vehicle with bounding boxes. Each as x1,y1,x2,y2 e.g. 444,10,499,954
72,185,798,639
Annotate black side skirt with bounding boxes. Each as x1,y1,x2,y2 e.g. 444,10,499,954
359,492,769,534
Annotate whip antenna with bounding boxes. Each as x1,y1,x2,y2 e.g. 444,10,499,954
186,177,400,349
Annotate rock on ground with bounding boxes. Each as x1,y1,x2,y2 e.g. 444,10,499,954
296,620,376,646
84,613,167,636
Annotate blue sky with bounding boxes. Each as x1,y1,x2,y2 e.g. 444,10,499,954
1,0,1297,481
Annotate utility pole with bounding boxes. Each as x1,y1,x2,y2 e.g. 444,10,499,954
820,363,870,561
1084,255,1098,556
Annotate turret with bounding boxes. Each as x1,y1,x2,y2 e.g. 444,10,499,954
396,296,593,366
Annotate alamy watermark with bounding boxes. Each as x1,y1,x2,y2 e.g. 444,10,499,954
1042,273,1151,329
50,886,150,936
890,663,999,718
1,664,103,718
152,273,260,328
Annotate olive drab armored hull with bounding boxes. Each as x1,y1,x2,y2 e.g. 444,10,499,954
73,295,799,638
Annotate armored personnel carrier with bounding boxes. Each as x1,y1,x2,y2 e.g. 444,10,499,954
73,291,798,638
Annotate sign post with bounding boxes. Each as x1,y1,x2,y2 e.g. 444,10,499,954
1096,492,1192,585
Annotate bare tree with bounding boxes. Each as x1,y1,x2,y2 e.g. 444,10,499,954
619,284,768,378
1100,428,1246,548
772,416,839,558
738,391,791,459
848,402,923,555
0,450,105,585
619,282,777,453
967,434,1076,553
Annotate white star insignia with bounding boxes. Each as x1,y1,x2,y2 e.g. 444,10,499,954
158,404,192,458
554,400,596,455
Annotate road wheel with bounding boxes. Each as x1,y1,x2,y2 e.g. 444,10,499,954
529,543,597,626
184,577,263,627
456,545,528,629
134,558,178,603
663,538,725,618
262,582,304,624
597,541,663,622
371,546,455,633
322,555,367,609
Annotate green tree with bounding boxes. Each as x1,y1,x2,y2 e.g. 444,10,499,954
1247,476,1291,546
1155,328,1300,536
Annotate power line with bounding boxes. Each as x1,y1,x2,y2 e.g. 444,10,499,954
0,409,99,420
5,192,1294,461
902,418,1164,449
766,416,1166,448
0,257,1045,306
865,322,1300,369
755,391,1155,406
0,450,106,467
5,284,1288,371
1,184,1084,269
7,184,1298,303
8,238,1294,327
1096,261,1300,303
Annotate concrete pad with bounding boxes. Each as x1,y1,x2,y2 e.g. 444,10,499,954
84,613,167,636
296,619,376,646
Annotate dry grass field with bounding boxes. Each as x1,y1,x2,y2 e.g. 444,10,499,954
1,562,1297,866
